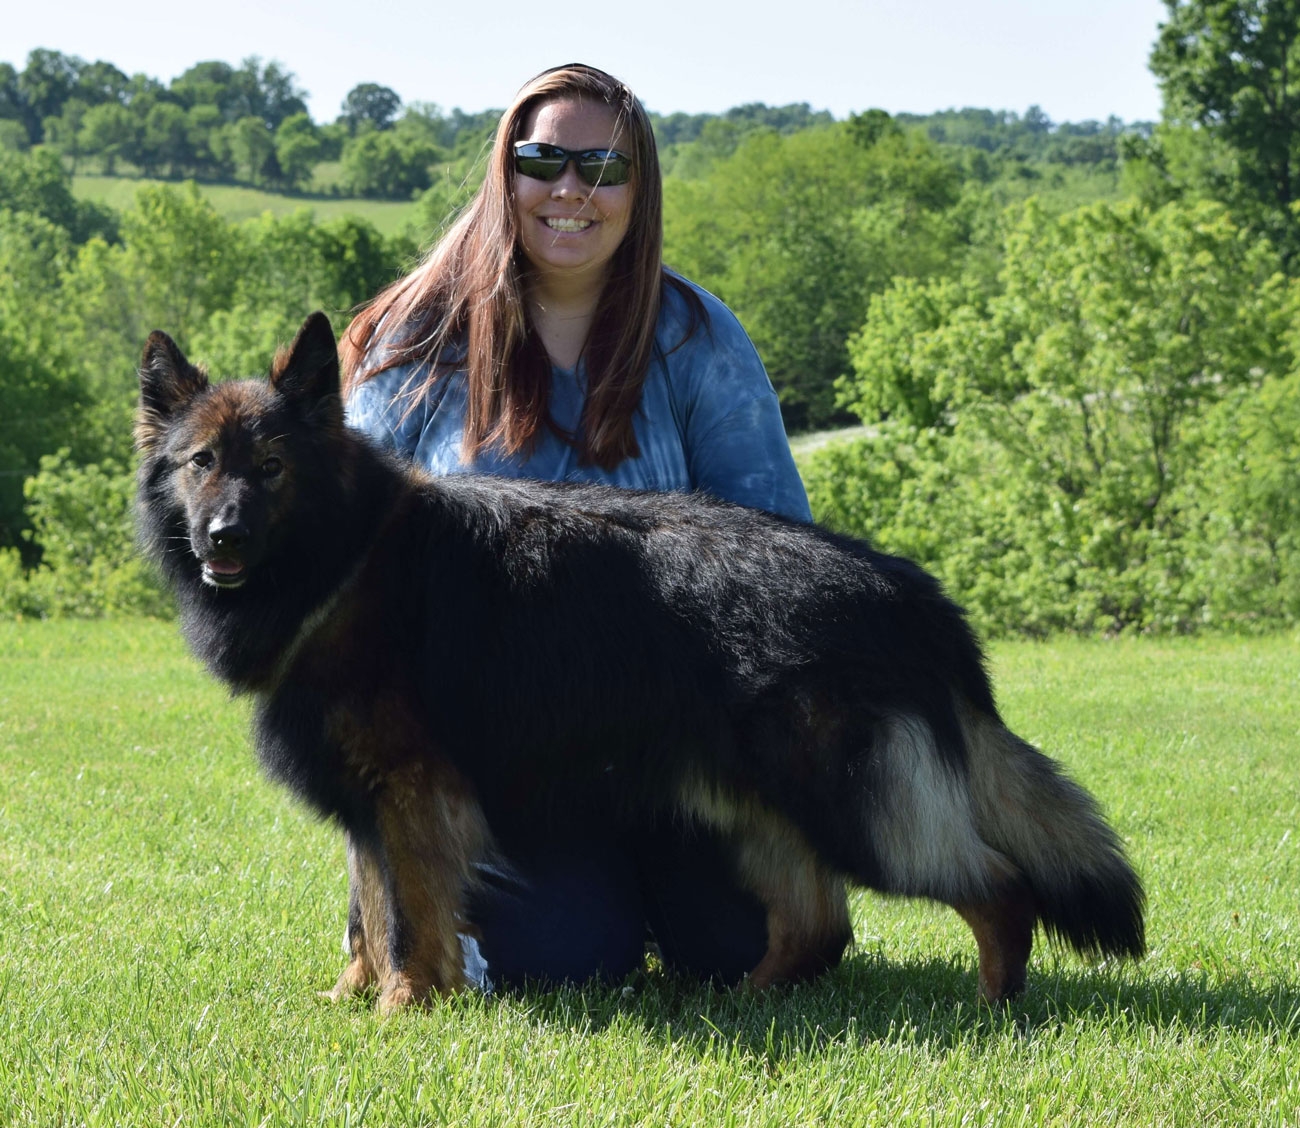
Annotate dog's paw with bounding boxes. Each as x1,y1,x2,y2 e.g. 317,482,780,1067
323,956,376,1002
376,981,416,1015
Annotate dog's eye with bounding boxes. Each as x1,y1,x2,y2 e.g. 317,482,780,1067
262,457,283,478
190,451,213,469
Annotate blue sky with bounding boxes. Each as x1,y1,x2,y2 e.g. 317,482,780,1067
8,0,1168,125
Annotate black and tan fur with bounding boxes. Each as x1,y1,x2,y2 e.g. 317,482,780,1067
135,312,1145,1013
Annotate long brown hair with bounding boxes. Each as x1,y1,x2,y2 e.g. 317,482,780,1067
340,63,678,469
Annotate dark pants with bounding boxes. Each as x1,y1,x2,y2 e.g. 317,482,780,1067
466,822,770,988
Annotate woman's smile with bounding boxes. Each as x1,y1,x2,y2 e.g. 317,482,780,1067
542,216,594,233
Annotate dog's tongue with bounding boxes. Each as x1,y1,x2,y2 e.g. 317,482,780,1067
207,559,243,575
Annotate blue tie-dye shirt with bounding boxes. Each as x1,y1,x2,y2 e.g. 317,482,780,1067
343,276,811,523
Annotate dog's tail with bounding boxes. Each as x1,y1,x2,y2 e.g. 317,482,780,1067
960,704,1146,960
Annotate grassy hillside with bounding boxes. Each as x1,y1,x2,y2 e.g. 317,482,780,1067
72,173,421,237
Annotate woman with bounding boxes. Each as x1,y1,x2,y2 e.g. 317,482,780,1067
341,63,844,988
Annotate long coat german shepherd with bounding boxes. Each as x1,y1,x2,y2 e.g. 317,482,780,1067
136,312,1144,1013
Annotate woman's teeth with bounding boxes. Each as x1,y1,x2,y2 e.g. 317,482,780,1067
545,218,592,232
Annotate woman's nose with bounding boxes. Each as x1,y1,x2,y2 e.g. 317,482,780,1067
550,163,588,199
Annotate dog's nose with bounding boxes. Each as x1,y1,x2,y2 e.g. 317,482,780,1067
208,518,249,550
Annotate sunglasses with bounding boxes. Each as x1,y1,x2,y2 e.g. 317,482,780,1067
513,143,633,187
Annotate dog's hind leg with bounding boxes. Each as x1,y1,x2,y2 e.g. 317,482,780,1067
952,880,1037,1003
741,828,852,990
959,703,1145,967
860,714,1042,1001
680,787,852,988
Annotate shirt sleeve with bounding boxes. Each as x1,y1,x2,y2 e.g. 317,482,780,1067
343,363,427,459
673,293,813,523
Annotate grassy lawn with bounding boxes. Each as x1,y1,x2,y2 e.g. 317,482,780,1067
72,174,422,238
1,621,1296,1125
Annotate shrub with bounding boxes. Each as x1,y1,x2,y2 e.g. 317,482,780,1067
4,451,171,619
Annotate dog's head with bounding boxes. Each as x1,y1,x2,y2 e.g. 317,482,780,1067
136,312,343,590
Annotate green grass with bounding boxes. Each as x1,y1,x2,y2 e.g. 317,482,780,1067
2,622,1297,1125
72,174,422,237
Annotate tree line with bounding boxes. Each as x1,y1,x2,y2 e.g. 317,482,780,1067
0,51,857,201
0,50,501,197
0,48,1146,201
1,0,1297,633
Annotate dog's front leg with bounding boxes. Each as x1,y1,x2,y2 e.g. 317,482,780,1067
325,832,386,1002
369,764,489,1014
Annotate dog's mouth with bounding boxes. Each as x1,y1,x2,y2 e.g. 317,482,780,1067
201,558,248,588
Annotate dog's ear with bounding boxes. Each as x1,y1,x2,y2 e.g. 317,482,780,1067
270,312,340,410
137,331,209,451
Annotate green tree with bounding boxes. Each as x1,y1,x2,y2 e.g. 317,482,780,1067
664,122,965,429
340,130,437,198
42,97,89,173
340,83,402,133
841,275,996,430
652,103,834,148
74,60,130,107
240,57,308,130
847,108,901,148
0,147,115,242
1151,0,1300,263
308,215,412,310
9,55,130,162
171,57,307,130
228,114,281,186
317,118,348,162
836,197,1293,633
15,48,83,143
80,101,137,175
186,103,235,179
444,108,502,160
414,166,480,239
139,101,193,177
394,102,455,148
0,63,24,134
15,451,170,616
274,112,324,191
170,60,242,117
61,183,246,455
662,118,747,178
0,122,28,152
1179,369,1300,628
0,210,93,551
232,209,409,325
184,210,411,375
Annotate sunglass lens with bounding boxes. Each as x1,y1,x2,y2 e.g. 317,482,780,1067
517,157,565,180
577,154,631,187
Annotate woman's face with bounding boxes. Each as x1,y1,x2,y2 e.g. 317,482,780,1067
513,97,633,287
